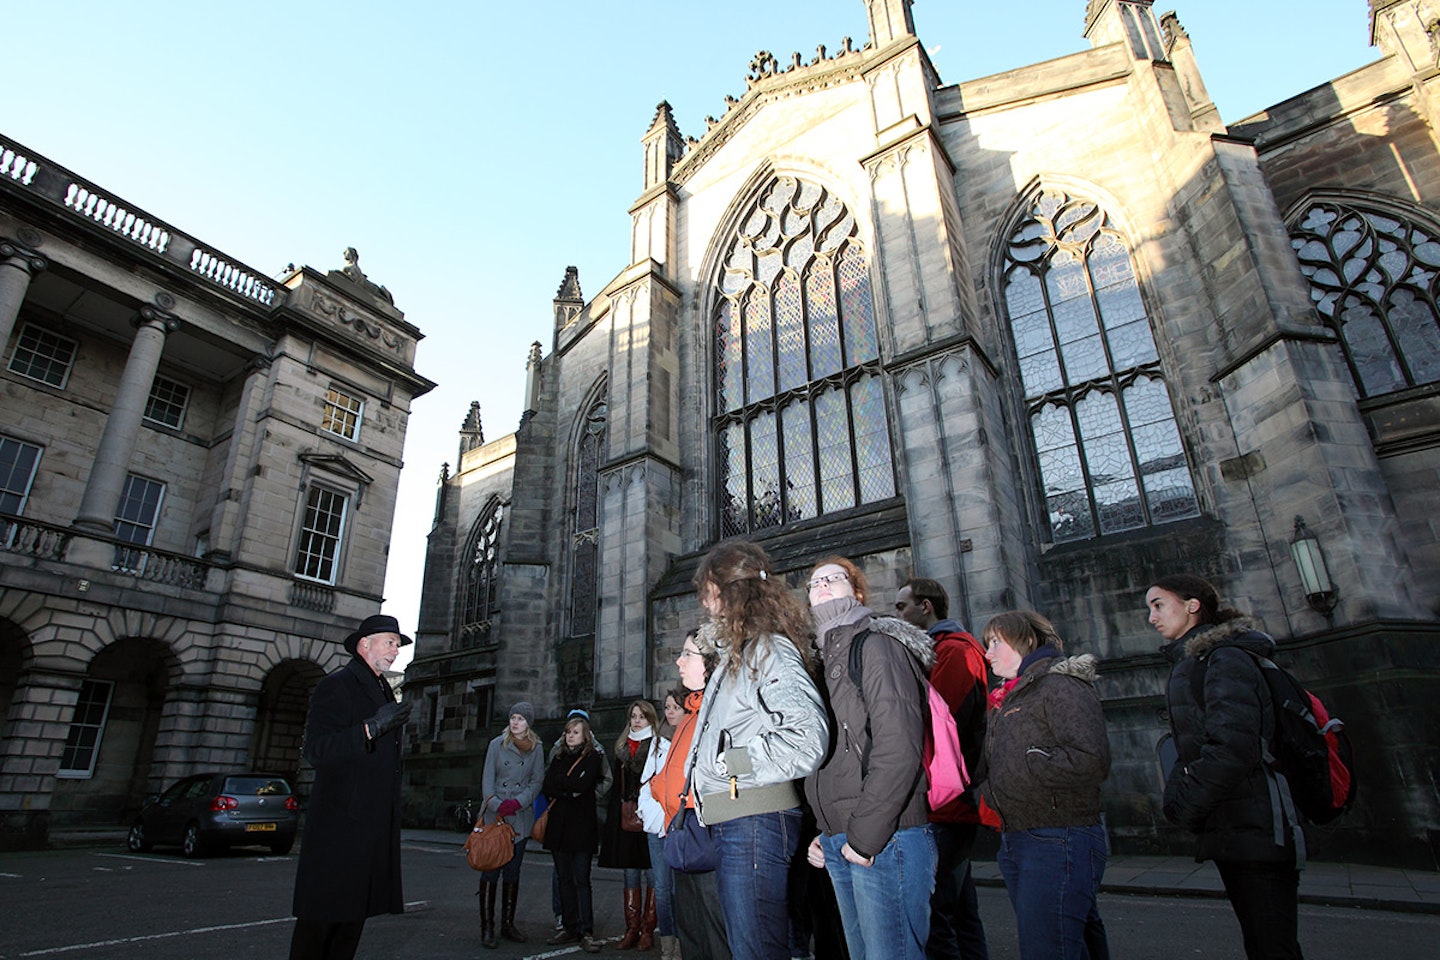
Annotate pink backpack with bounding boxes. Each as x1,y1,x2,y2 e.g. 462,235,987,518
847,630,971,810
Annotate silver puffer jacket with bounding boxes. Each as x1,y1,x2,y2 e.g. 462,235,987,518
690,633,829,825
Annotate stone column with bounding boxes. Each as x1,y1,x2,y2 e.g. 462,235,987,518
72,304,180,535
0,233,48,354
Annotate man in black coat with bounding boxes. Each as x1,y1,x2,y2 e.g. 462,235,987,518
289,614,413,960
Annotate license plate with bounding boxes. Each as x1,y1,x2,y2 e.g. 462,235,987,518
245,822,277,832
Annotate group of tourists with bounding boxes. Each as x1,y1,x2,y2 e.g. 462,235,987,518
448,543,1306,960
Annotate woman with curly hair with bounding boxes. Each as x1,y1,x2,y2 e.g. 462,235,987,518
599,698,662,949
689,539,828,960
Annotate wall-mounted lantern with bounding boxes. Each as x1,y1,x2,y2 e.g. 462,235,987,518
1289,515,1338,616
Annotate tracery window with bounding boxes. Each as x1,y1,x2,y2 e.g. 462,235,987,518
713,176,894,536
457,498,504,647
1002,188,1199,543
1289,199,1440,398
562,394,605,706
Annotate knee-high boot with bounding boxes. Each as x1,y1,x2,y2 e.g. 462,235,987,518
637,886,657,950
501,881,527,942
617,886,642,949
479,880,498,949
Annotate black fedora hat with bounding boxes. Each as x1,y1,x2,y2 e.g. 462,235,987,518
343,614,414,654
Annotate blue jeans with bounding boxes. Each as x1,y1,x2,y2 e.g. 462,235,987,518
820,825,937,960
647,833,676,936
997,825,1109,960
711,808,802,960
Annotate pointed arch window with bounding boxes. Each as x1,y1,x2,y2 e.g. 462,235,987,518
713,176,895,536
1002,188,1199,543
1289,198,1440,398
562,394,605,706
457,498,504,648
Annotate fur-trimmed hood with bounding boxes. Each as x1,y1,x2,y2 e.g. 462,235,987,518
1179,616,1274,661
869,614,936,673
1047,652,1100,684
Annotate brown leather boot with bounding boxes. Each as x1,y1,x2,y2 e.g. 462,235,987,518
478,880,498,949
500,880,526,942
616,886,642,948
637,886,657,950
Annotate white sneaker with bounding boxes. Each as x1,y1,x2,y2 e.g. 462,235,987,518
554,915,564,931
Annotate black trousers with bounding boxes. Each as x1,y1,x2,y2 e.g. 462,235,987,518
928,821,990,960
1215,859,1304,959
288,918,365,960
674,868,732,960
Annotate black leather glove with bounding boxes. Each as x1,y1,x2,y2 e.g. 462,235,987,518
368,700,412,739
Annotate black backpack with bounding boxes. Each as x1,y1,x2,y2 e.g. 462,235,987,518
1193,648,1356,824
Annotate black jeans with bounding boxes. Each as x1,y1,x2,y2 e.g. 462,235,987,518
674,869,732,960
552,849,595,936
928,821,989,960
1215,859,1304,959
288,918,364,960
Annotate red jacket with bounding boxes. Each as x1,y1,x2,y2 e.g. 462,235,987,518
926,621,989,824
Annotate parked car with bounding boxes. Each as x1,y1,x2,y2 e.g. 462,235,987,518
126,772,299,857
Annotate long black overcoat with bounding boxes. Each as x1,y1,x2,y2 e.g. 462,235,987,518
291,655,405,921
542,747,603,855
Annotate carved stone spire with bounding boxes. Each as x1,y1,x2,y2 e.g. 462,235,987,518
1083,1,1164,59
554,266,583,330
866,0,915,48
642,101,685,191
524,341,544,416
458,401,485,460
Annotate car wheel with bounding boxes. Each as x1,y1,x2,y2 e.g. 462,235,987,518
126,821,152,853
181,822,207,859
270,837,294,856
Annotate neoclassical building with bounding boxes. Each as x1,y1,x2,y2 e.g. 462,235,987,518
0,135,432,846
407,0,1440,867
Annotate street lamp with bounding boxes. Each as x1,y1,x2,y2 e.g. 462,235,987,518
1289,515,1338,616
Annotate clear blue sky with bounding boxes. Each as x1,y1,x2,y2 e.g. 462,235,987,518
3,1,1376,668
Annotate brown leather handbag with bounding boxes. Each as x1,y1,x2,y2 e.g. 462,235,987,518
463,797,516,872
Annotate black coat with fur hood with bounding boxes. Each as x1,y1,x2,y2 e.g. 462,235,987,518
1162,617,1300,864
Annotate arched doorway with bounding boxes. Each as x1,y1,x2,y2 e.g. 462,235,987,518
49,637,177,827
251,659,325,799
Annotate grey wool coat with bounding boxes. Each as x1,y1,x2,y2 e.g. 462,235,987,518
482,733,545,839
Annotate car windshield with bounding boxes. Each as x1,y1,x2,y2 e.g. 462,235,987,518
222,776,292,797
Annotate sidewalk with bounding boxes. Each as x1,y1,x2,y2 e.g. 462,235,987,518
971,853,1440,915
46,826,1440,915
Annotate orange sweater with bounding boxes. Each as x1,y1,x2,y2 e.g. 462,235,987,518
651,690,704,823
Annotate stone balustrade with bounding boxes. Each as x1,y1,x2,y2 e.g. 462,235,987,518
0,134,277,308
0,512,212,589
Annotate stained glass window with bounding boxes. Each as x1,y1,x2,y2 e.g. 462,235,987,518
714,176,895,536
1289,199,1440,397
563,395,605,706
458,499,504,647
1002,188,1198,543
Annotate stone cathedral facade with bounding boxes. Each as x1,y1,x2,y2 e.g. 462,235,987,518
408,0,1440,867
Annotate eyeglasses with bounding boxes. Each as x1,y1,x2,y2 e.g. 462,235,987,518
806,572,849,590
678,649,704,659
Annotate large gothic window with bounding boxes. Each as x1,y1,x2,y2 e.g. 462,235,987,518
1002,188,1199,543
457,498,503,647
562,394,605,706
1289,199,1440,398
713,176,895,536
